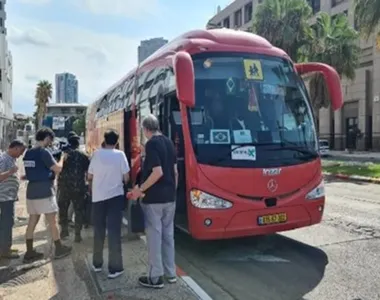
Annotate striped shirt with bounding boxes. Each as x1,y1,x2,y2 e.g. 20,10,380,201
0,152,19,202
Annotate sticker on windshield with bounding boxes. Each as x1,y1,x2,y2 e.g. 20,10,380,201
210,129,230,144
226,77,236,94
233,130,252,144
231,146,256,161
243,59,263,80
197,134,205,144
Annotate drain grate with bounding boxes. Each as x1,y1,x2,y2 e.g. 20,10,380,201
0,260,49,287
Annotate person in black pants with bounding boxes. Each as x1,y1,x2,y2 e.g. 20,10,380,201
87,130,130,279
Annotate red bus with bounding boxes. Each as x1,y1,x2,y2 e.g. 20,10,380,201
86,29,343,240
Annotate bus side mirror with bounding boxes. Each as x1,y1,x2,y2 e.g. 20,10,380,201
173,51,195,108
295,62,343,111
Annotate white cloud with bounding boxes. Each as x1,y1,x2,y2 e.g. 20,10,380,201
73,0,161,18
8,18,139,114
8,27,52,47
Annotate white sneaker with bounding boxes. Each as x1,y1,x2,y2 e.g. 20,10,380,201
92,265,102,273
166,276,177,283
108,270,124,279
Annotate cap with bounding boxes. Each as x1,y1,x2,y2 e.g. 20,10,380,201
67,131,77,138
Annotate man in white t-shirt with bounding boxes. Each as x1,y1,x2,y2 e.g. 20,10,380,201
87,129,130,279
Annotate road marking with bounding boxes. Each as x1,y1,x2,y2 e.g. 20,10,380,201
181,276,214,300
214,249,290,263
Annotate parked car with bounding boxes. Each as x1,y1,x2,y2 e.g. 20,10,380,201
318,139,330,157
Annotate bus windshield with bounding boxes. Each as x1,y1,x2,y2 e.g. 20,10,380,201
185,53,318,168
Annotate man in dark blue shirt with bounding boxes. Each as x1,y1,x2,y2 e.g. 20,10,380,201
23,127,72,263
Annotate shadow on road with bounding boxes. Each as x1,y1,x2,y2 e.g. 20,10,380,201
175,231,328,300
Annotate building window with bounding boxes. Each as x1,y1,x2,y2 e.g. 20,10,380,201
217,22,221,27
223,17,230,28
331,0,345,7
0,18,3,27
307,0,320,14
234,9,242,28
244,2,253,24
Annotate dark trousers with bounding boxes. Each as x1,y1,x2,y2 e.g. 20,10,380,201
0,201,15,254
92,195,124,273
58,188,86,235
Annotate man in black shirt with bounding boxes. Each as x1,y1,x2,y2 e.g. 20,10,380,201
131,114,178,289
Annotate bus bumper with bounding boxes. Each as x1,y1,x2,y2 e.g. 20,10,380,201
190,199,324,240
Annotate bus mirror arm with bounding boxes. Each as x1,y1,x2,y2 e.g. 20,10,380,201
295,62,343,111
173,51,195,108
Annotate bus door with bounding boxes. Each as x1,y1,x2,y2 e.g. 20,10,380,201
159,93,188,227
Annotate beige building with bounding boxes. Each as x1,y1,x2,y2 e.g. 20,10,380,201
207,0,380,151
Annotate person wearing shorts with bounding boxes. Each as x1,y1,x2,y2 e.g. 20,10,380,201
23,127,72,263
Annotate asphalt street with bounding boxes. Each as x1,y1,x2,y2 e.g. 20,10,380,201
175,177,380,300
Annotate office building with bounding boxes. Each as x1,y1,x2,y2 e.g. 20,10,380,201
55,72,78,104
207,0,380,151
0,0,14,150
138,37,168,63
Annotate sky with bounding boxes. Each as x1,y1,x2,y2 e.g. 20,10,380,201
7,0,233,115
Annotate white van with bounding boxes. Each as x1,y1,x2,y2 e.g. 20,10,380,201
318,139,330,156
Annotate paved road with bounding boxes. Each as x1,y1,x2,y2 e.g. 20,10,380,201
175,177,380,300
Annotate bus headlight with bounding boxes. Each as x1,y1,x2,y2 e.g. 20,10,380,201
306,180,325,200
190,189,233,209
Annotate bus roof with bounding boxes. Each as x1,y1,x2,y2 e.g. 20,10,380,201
90,28,287,106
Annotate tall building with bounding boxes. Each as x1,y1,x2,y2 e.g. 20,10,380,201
55,72,78,104
0,0,14,150
207,0,380,151
138,37,168,63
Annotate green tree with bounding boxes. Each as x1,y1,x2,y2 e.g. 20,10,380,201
72,115,85,135
35,80,52,129
32,110,38,130
354,0,380,38
252,0,313,61
306,12,360,110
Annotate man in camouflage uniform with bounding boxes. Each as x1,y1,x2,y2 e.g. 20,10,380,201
58,134,90,242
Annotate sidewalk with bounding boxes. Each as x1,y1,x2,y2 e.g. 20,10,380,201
328,150,380,161
0,181,200,299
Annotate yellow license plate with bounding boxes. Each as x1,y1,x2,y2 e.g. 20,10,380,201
258,213,287,225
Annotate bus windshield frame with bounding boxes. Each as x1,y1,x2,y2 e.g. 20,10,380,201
172,52,319,168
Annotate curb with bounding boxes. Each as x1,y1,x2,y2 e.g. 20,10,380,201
323,172,380,184
123,217,213,300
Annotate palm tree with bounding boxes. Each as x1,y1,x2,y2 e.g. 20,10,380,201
306,12,360,111
252,0,313,61
354,0,380,38
35,80,52,128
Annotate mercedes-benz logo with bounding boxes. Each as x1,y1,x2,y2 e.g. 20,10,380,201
267,179,278,193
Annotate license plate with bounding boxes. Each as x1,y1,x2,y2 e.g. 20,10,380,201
257,213,287,225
